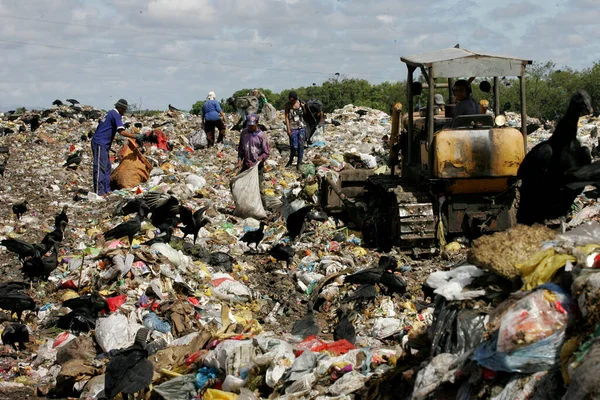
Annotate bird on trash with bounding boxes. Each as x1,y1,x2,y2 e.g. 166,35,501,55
286,205,314,242
29,115,40,132
269,243,295,267
177,205,209,244
0,238,48,261
41,220,67,248
113,197,150,217
0,282,29,293
142,192,180,227
66,99,79,105
292,302,319,339
54,205,69,229
103,209,145,247
12,200,28,220
2,323,29,351
63,291,109,316
22,240,59,281
103,327,154,400
342,284,378,303
168,104,180,112
0,161,5,177
63,151,82,169
56,305,97,334
380,269,407,294
142,226,173,246
240,221,266,250
344,255,397,286
333,307,356,345
517,90,594,225
52,99,63,107
0,290,36,321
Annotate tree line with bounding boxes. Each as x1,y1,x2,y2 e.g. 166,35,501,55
191,61,600,121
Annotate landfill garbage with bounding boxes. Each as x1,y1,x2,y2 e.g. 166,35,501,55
1,103,600,399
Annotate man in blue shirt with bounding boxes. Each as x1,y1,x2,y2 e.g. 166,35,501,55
91,98,139,196
202,91,226,146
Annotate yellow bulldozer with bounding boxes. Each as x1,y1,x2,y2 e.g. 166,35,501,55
361,47,532,251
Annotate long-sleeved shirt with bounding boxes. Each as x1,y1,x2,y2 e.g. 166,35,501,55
238,128,269,168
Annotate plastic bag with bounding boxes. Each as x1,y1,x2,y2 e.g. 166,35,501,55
189,129,208,149
154,374,197,400
426,264,486,300
557,221,600,246
231,164,267,220
195,366,219,389
143,312,172,333
473,284,576,373
95,313,140,353
261,103,277,123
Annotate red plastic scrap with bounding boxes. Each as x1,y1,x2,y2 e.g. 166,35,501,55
53,332,72,348
313,339,356,355
105,295,127,312
60,280,78,290
213,277,233,287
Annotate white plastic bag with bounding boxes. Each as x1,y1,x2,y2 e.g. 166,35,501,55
189,129,208,149
426,264,486,300
95,313,140,353
231,164,267,219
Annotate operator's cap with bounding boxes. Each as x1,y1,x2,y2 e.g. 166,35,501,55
434,94,445,106
114,98,128,110
246,113,259,126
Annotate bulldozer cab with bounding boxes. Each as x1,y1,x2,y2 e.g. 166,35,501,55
393,47,532,189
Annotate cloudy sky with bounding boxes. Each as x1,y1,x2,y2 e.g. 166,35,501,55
0,0,598,111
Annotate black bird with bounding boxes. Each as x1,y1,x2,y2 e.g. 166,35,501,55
63,151,82,169
379,270,407,294
333,308,356,345
124,122,131,129
1,238,47,261
104,327,154,400
517,90,594,225
274,140,290,154
344,266,384,285
286,205,314,242
239,222,266,250
63,291,109,316
143,192,179,227
2,323,29,351
44,117,57,124
52,99,63,107
0,282,29,293
22,240,59,281
12,200,28,220
41,109,53,118
343,284,378,303
56,306,96,334
113,197,150,217
355,109,369,117
66,99,79,105
0,291,36,321
142,226,173,246
207,252,235,272
29,115,40,132
134,122,143,129
269,243,294,267
155,216,180,233
178,206,209,244
0,162,5,177
54,205,69,228
168,104,180,112
291,302,318,338
104,210,144,247
41,220,67,248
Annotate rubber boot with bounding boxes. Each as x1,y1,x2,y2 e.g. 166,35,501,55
286,149,296,167
217,131,224,143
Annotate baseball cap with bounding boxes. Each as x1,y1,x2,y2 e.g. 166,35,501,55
114,98,128,110
247,113,259,126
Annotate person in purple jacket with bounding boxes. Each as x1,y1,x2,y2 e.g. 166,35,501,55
236,114,270,188
90,99,139,196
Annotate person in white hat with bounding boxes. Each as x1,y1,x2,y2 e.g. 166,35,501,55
202,91,226,146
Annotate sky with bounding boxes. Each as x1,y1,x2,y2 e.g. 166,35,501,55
1,0,599,111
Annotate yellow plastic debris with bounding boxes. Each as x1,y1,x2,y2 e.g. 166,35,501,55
374,165,388,175
352,247,368,257
263,189,275,196
304,182,319,196
160,162,175,173
516,248,576,290
445,241,462,253
203,389,238,400
62,290,80,302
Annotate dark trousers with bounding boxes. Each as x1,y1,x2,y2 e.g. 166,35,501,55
205,119,226,146
92,141,111,195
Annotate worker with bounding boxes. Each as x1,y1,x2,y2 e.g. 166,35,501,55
452,79,480,120
284,91,308,169
252,89,268,113
433,93,445,115
202,91,226,146
91,99,140,196
236,114,270,191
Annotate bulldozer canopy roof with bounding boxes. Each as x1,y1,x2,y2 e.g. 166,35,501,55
400,47,532,78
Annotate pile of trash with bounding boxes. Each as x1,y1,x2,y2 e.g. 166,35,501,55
1,100,600,400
